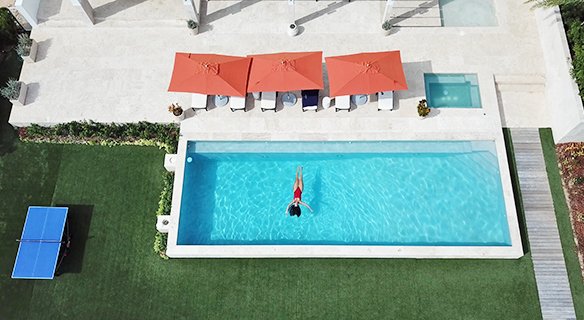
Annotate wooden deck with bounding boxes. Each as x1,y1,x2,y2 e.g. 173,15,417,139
511,128,576,320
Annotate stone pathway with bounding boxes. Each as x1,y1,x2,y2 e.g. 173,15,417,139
511,128,576,320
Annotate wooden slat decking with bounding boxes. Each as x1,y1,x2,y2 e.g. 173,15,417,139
511,128,576,320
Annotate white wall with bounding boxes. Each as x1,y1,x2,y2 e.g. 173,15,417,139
15,0,40,28
535,7,584,143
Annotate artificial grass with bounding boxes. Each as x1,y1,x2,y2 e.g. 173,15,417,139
503,128,531,254
539,128,584,319
0,142,544,319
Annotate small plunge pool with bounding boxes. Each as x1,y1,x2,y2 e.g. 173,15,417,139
424,73,482,108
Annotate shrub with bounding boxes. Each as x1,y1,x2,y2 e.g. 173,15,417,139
19,121,179,259
567,21,584,95
0,78,21,100
187,19,198,29
15,33,32,57
154,232,169,259
573,176,584,185
0,8,17,48
382,20,392,31
417,99,431,117
153,171,174,259
19,121,179,153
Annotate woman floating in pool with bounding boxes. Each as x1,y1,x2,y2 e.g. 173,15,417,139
286,166,313,217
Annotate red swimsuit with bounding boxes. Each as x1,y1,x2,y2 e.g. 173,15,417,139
293,187,302,200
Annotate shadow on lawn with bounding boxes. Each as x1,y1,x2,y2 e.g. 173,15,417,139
0,51,23,157
56,204,94,275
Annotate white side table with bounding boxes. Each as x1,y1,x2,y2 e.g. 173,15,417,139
322,96,331,109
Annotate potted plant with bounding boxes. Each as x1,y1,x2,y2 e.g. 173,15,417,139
15,34,38,63
0,78,27,106
168,103,185,121
288,23,299,37
382,20,392,36
187,19,199,35
417,99,431,118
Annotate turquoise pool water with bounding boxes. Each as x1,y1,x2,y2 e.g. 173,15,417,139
440,0,497,27
177,141,511,246
424,73,482,108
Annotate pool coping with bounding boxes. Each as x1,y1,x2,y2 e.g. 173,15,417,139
165,133,523,259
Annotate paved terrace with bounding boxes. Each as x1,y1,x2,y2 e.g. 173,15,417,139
10,0,550,135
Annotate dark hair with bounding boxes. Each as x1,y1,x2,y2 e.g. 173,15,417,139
289,205,301,217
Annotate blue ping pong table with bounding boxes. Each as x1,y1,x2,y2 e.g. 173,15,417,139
12,206,69,279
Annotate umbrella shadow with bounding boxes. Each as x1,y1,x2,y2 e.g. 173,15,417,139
399,60,433,101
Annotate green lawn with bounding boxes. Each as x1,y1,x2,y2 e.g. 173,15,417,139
0,141,544,319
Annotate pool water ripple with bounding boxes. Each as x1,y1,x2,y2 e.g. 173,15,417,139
178,141,511,246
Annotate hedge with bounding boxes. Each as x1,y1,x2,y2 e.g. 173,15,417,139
562,3,584,99
18,121,178,259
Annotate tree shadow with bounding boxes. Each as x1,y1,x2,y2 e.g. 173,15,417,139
0,51,23,157
0,122,18,156
55,204,94,275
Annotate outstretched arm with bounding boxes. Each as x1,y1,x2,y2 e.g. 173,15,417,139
300,201,313,212
285,201,294,215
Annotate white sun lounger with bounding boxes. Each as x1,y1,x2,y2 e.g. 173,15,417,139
192,93,208,111
335,95,351,112
378,91,394,111
230,95,247,112
261,91,277,112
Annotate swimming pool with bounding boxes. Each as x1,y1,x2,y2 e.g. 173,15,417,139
439,0,497,27
424,73,482,108
176,141,511,248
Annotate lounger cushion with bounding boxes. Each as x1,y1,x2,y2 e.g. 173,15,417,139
302,90,319,108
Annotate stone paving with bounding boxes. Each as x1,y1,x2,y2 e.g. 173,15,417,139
9,0,550,133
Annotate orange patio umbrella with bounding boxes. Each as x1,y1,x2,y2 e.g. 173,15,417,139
247,51,324,92
325,51,408,97
168,53,251,97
